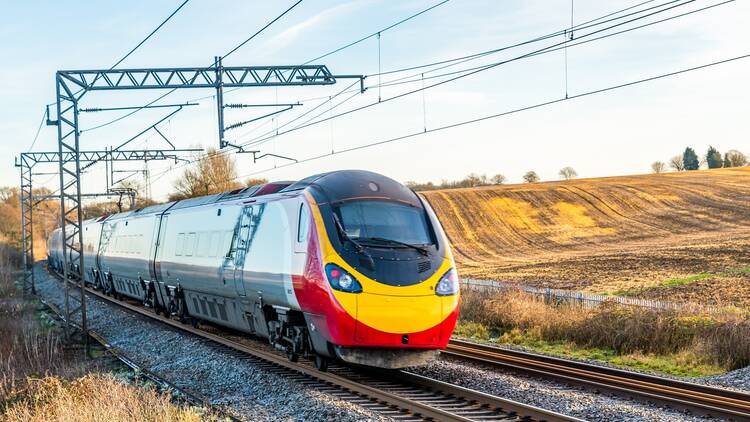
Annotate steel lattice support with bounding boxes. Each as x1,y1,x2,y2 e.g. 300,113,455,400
47,61,339,349
16,146,198,339
18,155,35,295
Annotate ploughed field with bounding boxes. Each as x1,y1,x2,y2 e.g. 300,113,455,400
420,167,750,308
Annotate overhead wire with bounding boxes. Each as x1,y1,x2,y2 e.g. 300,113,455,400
27,0,191,153
237,53,750,178
80,0,302,135
25,110,47,152
110,0,191,70
38,0,298,196
366,0,735,91
214,0,666,107
235,0,703,150
145,0,730,192
148,0,712,184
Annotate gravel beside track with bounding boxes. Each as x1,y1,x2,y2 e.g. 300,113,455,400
703,368,750,393
34,264,740,421
33,266,389,422
410,357,729,422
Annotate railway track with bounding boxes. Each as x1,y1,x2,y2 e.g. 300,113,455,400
45,268,579,422
444,339,750,421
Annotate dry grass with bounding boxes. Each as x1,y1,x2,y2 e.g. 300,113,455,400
460,287,750,372
422,167,750,305
0,244,214,420
0,242,62,403
2,374,208,422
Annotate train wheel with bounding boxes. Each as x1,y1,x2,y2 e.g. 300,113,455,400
286,350,299,363
313,355,328,372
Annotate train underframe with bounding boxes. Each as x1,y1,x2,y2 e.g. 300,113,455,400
56,264,439,371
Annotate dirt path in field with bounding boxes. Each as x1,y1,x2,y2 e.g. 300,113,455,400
421,167,750,306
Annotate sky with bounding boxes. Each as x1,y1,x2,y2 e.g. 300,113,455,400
1,0,748,201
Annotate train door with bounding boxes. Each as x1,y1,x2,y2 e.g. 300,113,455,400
224,206,254,296
152,214,169,307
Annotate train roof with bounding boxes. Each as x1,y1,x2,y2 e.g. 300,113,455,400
282,170,421,207
94,181,295,221
79,171,414,224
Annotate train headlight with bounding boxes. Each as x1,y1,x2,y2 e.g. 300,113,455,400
325,263,363,293
435,268,459,296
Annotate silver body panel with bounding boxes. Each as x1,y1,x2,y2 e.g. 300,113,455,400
48,190,309,336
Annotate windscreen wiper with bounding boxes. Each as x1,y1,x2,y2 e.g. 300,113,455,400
359,237,429,256
332,213,375,270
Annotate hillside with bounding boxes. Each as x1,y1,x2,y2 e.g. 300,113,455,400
421,167,750,306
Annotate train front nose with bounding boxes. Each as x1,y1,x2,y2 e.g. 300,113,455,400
353,292,457,346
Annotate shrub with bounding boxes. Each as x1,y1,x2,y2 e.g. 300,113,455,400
458,287,750,370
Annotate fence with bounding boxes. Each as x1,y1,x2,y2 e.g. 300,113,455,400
461,278,719,313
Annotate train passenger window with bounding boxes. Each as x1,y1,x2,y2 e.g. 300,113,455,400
185,232,197,256
175,233,185,256
297,204,310,243
208,232,219,257
197,232,208,257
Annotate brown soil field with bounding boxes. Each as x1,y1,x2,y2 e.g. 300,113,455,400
421,167,750,307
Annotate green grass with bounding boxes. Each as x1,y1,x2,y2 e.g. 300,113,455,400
607,266,750,296
452,321,726,377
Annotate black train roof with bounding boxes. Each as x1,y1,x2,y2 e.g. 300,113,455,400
282,170,421,207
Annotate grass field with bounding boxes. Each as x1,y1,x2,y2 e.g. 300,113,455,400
421,167,750,307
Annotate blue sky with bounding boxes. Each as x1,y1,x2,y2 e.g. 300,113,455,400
1,0,748,200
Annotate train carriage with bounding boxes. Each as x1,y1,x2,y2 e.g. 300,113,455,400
47,170,460,369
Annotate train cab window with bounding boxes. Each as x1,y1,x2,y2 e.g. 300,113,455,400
335,201,432,245
297,203,310,243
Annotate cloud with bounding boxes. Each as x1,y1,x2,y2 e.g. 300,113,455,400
259,1,368,54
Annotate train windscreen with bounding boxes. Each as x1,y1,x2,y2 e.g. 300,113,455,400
335,201,432,246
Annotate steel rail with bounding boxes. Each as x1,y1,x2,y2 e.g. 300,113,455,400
445,339,750,420
45,267,577,422
36,296,243,422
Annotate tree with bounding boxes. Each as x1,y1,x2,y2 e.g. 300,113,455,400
465,173,488,187
522,171,540,183
651,161,666,174
724,150,748,167
669,154,685,171
682,147,700,171
170,148,242,200
490,174,506,185
558,166,577,180
245,178,269,187
706,146,723,169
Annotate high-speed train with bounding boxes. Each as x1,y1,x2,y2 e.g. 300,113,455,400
47,170,460,370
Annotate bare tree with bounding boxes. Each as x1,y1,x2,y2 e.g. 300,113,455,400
522,171,540,183
669,154,685,171
465,173,489,187
491,174,506,185
558,166,578,180
724,150,748,167
171,148,242,200
651,161,666,174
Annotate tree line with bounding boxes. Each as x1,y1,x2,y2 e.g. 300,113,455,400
651,147,747,174
405,166,583,191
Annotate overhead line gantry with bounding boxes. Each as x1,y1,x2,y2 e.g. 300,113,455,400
46,58,341,346
15,147,199,338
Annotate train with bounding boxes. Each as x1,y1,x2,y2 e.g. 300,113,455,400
47,170,460,370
